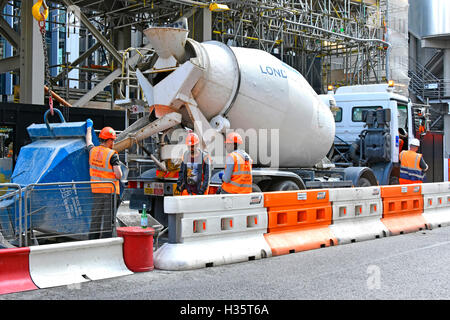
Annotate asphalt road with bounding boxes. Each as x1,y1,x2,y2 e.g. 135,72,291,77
2,225,450,302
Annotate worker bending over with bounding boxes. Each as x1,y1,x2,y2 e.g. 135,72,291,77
85,119,123,239
399,138,428,184
177,132,212,195
220,132,253,194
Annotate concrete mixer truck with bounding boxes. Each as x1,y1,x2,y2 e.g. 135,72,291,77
115,25,380,226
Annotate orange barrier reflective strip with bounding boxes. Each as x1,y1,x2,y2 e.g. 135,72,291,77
264,189,329,206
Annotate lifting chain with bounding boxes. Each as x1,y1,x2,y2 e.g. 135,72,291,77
32,0,54,116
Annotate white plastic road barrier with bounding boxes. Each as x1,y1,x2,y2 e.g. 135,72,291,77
421,182,450,229
328,186,388,244
154,193,272,270
29,238,133,289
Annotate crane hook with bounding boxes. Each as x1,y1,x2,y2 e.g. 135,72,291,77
32,0,49,24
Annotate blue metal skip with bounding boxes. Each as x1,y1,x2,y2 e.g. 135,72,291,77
6,109,103,239
13,109,99,184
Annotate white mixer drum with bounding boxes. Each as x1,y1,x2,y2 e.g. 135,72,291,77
192,41,335,168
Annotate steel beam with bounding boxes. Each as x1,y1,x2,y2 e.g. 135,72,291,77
19,0,44,105
53,40,102,82
0,16,20,49
0,55,19,74
61,0,124,66
71,44,152,108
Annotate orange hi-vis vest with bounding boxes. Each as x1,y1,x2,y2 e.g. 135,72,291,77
399,150,425,184
89,145,120,194
222,151,253,194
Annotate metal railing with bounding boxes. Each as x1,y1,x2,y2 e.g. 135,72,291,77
409,74,450,102
0,181,118,248
409,56,440,83
408,56,450,101
0,184,23,248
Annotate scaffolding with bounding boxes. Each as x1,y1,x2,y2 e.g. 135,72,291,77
0,0,393,106
211,0,389,91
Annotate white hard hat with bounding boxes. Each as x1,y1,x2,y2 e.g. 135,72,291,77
410,138,420,147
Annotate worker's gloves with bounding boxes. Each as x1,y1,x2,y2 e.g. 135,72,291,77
86,118,93,129
218,172,224,181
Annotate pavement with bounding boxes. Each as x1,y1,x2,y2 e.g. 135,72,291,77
2,223,449,301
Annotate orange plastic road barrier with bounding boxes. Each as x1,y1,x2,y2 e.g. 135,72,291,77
380,184,428,235
263,190,337,256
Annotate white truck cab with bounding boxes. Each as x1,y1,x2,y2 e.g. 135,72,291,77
322,83,422,185
331,83,413,165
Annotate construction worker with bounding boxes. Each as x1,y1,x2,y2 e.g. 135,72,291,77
220,132,253,194
399,138,428,184
417,119,426,136
85,119,123,239
176,132,211,195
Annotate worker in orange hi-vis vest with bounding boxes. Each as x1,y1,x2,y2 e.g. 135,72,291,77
176,132,212,196
85,119,123,239
220,132,253,194
399,138,428,184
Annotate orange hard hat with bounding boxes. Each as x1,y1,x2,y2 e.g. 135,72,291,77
225,132,243,144
186,132,199,146
99,127,117,140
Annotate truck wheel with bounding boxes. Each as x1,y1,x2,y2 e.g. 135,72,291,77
252,184,262,193
269,180,302,191
356,177,372,187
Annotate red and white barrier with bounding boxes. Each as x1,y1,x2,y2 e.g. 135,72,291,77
28,238,133,289
0,247,38,295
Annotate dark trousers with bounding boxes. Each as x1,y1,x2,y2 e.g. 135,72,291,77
89,193,121,240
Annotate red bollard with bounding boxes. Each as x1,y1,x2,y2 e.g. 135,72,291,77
116,227,155,272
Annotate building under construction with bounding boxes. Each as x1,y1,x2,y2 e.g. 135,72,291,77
3,1,450,300
2,0,450,180
0,0,410,109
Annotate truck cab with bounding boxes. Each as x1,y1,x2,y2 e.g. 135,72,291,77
329,83,416,185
